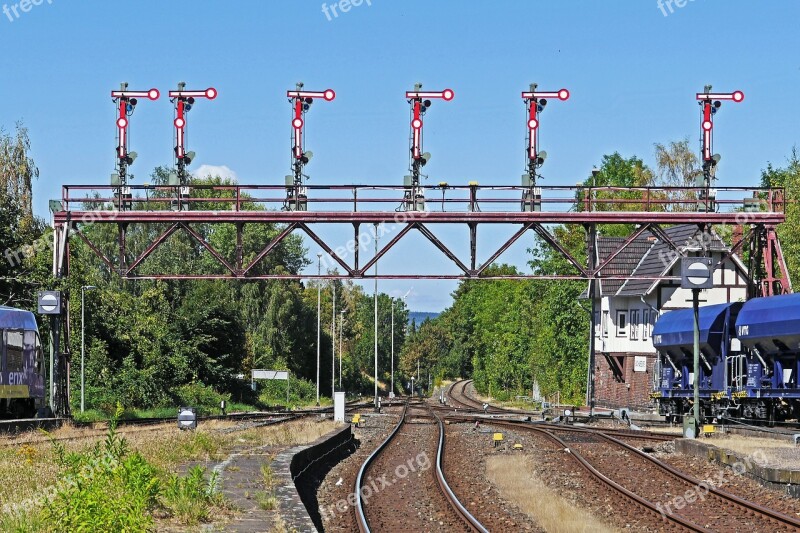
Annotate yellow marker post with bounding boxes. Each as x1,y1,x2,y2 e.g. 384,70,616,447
493,432,504,448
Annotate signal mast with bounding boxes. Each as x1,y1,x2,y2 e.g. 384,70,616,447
520,83,569,211
695,85,744,211
110,83,159,210
404,83,454,211
285,82,336,211
168,83,217,209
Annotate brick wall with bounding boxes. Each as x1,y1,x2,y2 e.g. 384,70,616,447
594,352,658,410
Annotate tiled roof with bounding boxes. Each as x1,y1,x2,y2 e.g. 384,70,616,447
589,224,732,298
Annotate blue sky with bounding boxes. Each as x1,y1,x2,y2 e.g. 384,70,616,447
1,0,798,311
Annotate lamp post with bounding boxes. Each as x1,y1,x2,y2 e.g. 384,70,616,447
316,252,322,406
374,223,379,409
331,281,336,396
390,297,394,398
339,309,344,389
80,285,97,413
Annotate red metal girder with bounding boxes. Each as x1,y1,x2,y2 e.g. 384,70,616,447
241,222,298,276
357,223,415,276
52,210,785,225
712,225,752,274
74,227,116,273
126,223,180,274
476,223,534,276
415,223,471,275
594,223,652,275
179,223,237,275
297,223,354,275
120,274,683,281
531,223,588,276
648,223,686,256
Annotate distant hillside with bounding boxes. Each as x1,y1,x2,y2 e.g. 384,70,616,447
408,311,440,325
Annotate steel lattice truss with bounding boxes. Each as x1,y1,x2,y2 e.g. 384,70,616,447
52,184,790,294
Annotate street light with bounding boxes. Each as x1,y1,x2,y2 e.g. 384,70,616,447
374,224,379,409
331,279,336,397
80,285,97,413
316,252,322,406
339,309,345,389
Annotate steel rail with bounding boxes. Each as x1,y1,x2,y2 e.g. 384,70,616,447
588,430,800,530
433,411,489,533
354,402,487,533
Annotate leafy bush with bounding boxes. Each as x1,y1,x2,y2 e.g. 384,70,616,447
258,375,317,407
42,409,160,532
162,465,223,525
173,382,231,410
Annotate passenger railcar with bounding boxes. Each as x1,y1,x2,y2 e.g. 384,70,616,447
0,306,46,418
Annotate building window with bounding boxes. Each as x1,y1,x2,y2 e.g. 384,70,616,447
594,312,600,337
616,311,628,337
642,310,650,340
602,311,609,338
649,311,657,338
630,310,639,340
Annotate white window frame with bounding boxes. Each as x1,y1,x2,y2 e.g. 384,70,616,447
602,311,609,338
616,311,628,337
630,310,639,340
642,310,650,340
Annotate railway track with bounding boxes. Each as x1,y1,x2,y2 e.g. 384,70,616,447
444,379,673,442
0,401,372,448
354,401,487,532
446,380,800,530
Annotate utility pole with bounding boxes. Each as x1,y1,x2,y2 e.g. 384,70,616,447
339,309,344,389
374,224,379,409
316,252,322,406
332,281,336,396
390,297,394,398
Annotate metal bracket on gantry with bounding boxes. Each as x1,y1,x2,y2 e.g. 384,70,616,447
520,84,569,211
110,83,160,210
285,83,336,211
168,83,218,210
404,84,454,211
695,85,744,212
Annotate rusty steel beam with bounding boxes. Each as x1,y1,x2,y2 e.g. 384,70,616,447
241,222,298,275
120,274,684,281
593,223,653,275
357,223,415,276
126,223,180,274
476,223,534,276
532,223,588,276
298,223,354,275
415,223,471,275
180,223,237,275
53,210,786,225
73,227,116,273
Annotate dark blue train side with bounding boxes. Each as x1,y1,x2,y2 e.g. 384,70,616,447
652,293,800,423
0,306,46,418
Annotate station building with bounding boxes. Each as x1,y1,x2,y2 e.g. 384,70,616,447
589,224,749,410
